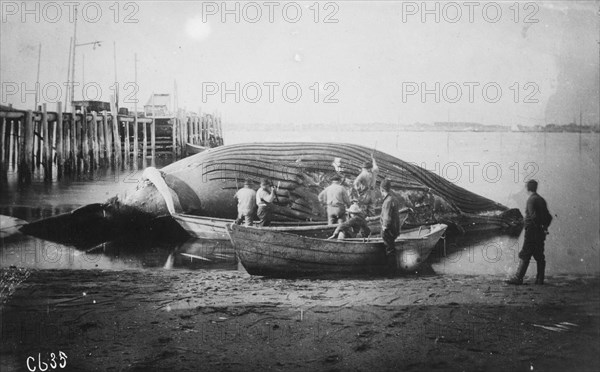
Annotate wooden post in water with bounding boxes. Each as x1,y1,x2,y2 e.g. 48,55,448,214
171,117,177,159
56,102,64,179
91,111,100,168
179,111,185,157
110,96,121,167
133,116,139,161
142,118,147,160
102,111,112,166
198,115,203,145
19,110,33,184
81,112,90,173
8,119,15,170
151,118,156,164
13,118,19,169
197,116,202,144
67,112,79,174
72,114,78,174
124,115,130,164
42,104,52,181
5,119,11,170
64,112,71,175
187,115,193,144
98,112,105,166
0,117,6,178
190,116,194,144
151,93,156,162
34,109,41,167
9,119,16,169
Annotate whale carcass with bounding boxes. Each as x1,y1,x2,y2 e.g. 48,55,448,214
22,142,523,243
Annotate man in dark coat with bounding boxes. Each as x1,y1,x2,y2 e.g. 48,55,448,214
507,179,553,285
380,178,401,256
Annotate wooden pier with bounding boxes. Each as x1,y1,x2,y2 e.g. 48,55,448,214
0,102,223,183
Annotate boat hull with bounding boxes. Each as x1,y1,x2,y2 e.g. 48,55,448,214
226,223,447,277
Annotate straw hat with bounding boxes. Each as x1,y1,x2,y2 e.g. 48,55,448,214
347,203,364,215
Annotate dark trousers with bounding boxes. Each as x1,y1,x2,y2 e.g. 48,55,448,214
519,227,546,263
256,205,271,227
235,211,254,226
382,228,399,256
327,206,346,225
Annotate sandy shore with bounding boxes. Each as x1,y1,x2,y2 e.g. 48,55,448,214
1,268,599,372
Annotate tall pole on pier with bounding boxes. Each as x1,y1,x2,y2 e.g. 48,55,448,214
70,5,78,112
34,43,41,110
82,53,85,89
133,53,139,164
113,41,119,111
65,37,72,108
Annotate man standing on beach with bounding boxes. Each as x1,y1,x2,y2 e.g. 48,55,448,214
506,179,552,285
353,157,379,216
234,179,256,226
380,178,401,258
319,174,351,225
256,179,277,227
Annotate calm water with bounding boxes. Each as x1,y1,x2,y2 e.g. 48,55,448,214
1,131,599,276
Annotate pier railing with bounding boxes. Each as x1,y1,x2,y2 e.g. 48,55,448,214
0,102,223,183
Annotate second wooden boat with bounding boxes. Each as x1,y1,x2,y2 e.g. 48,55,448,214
185,142,207,156
226,223,447,277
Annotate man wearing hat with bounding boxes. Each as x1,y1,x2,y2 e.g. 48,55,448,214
380,178,401,257
328,203,371,240
256,178,277,227
234,179,257,226
353,156,379,216
318,174,351,225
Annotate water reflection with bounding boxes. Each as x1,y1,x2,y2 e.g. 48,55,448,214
0,233,237,271
430,230,523,276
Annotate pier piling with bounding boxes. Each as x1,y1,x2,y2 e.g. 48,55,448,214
1,102,223,182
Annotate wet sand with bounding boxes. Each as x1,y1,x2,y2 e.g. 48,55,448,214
1,268,599,372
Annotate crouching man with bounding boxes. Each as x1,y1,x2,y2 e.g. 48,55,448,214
328,203,371,240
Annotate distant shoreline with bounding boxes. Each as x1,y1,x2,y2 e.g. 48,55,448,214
227,125,600,134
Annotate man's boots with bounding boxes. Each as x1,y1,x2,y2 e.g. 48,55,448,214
506,259,530,285
535,261,545,285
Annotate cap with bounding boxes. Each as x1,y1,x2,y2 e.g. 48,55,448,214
362,161,373,169
380,178,392,191
330,174,342,182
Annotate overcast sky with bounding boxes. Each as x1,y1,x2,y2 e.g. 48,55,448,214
1,1,598,126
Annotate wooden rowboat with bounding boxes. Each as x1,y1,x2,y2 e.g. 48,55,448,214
225,223,448,277
185,142,207,156
171,212,382,240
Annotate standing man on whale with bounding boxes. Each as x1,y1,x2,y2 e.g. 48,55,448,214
353,156,379,216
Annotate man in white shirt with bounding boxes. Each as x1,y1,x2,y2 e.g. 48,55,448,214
234,179,256,226
256,178,276,227
352,157,379,216
318,174,351,225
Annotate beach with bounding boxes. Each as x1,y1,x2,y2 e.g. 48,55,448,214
1,267,598,371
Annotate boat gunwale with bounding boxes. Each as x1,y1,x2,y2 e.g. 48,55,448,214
227,223,447,245
172,213,381,231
